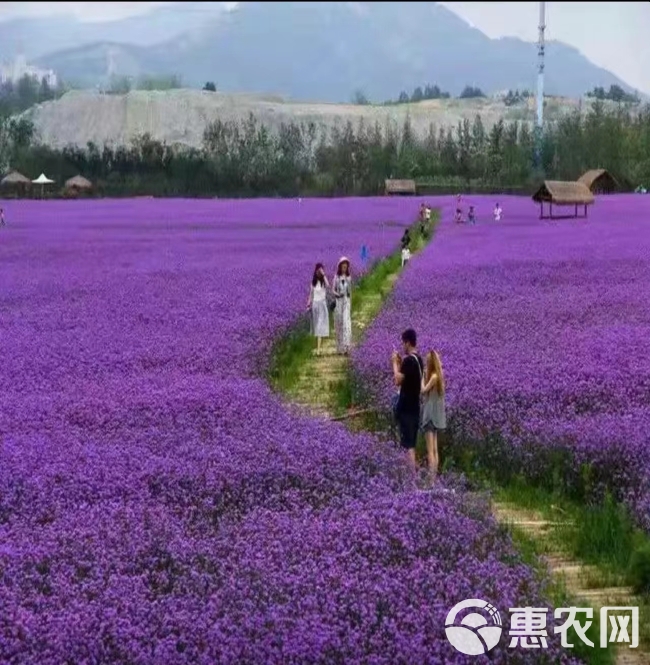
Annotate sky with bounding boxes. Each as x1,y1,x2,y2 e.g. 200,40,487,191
0,2,648,93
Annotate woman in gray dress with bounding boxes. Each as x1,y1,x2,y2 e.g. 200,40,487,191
306,262,330,356
333,257,352,355
421,350,447,485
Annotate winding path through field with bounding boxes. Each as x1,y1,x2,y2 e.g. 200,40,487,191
271,212,648,665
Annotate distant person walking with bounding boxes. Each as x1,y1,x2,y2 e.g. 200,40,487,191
419,203,432,236
400,228,411,250
0,208,5,227
306,262,330,356
333,257,352,355
360,244,369,268
391,328,424,473
401,228,412,266
421,350,447,486
468,205,476,225
493,202,503,221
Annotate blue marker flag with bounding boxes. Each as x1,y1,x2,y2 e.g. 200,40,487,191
361,244,369,266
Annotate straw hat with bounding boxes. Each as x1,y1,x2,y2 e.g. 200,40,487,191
337,256,350,269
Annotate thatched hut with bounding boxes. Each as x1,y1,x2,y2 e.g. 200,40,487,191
64,175,93,196
385,179,416,196
532,181,595,219
65,175,92,190
1,170,31,197
577,169,618,194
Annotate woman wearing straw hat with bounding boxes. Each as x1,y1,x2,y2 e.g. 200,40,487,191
333,257,352,355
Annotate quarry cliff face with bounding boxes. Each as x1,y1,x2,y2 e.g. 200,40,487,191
19,88,586,150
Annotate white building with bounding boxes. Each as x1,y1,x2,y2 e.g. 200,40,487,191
0,55,57,88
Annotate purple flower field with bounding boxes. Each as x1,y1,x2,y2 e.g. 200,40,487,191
354,193,650,531
0,197,576,663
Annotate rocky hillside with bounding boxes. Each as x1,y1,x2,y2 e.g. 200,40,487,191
22,88,609,150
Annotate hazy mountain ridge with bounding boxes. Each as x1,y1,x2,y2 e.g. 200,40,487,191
7,2,635,101
0,3,228,60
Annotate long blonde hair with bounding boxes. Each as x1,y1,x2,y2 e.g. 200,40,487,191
426,350,445,395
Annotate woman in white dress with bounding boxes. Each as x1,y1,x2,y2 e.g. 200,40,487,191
306,262,330,356
333,257,352,355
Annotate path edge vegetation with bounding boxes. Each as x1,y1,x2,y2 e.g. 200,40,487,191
265,208,649,664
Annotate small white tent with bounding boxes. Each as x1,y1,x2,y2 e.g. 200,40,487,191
32,173,55,198
32,173,54,185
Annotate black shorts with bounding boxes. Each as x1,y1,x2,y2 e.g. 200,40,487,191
396,410,420,450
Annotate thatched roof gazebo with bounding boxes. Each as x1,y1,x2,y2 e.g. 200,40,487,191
385,179,416,196
532,181,595,219
1,170,31,198
577,169,618,194
65,175,92,190
2,170,31,186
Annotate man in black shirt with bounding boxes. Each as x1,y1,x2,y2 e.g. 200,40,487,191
391,328,423,466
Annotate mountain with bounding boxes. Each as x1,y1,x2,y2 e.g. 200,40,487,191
0,3,228,61
26,2,638,100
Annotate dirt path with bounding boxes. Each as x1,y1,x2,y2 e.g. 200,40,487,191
287,268,400,420
493,501,647,665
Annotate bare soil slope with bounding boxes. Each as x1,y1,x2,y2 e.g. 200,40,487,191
22,88,598,150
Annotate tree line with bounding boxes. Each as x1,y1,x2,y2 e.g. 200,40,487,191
586,84,639,104
1,99,649,198
0,75,66,116
358,83,488,106
104,74,183,95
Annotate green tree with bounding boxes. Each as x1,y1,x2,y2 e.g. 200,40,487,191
470,115,486,180
108,75,132,95
411,87,424,103
459,85,486,99
487,119,505,182
397,115,419,178
456,118,472,185
352,89,370,106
